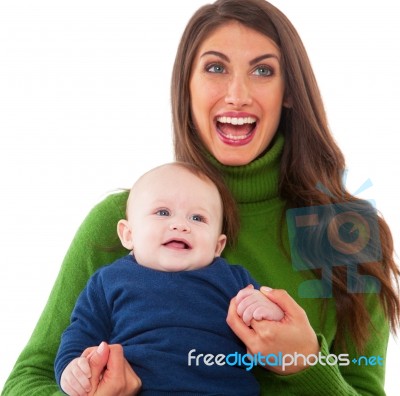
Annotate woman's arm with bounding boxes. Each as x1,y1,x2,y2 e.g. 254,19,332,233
227,288,389,395
1,192,128,396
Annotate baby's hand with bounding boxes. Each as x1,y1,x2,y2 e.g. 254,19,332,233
236,285,284,326
60,356,92,396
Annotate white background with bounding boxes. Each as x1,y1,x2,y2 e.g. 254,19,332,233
0,1,399,393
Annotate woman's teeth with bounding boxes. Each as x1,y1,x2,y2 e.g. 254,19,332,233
216,116,256,125
221,133,250,140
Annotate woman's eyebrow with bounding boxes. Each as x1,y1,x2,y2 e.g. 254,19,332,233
201,50,229,62
200,50,279,65
249,53,280,66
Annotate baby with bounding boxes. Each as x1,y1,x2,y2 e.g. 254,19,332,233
55,162,284,395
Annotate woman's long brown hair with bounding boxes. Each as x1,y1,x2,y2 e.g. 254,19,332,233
171,0,399,352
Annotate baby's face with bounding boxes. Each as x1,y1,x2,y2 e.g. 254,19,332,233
125,165,226,272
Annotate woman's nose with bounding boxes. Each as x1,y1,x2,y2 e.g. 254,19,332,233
225,75,252,107
169,223,191,233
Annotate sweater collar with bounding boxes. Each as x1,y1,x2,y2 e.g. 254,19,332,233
209,133,284,204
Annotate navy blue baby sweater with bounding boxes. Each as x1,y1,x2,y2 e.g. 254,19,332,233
55,255,260,395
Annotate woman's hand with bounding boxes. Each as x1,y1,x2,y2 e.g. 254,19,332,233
227,287,319,375
82,342,142,396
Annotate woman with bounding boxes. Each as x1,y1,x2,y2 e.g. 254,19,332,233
3,0,399,395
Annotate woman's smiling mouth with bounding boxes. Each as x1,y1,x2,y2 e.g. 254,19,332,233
216,115,257,146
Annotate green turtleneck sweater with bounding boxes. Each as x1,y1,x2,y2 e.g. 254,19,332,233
2,135,389,395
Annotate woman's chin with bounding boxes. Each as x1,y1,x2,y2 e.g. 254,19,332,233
213,152,255,166
209,131,263,166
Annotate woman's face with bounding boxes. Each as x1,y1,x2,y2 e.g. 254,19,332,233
190,22,289,166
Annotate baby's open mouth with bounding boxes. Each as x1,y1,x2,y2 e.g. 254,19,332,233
163,240,192,249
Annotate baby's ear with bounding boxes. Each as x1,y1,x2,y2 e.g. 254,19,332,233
214,234,227,257
117,219,134,250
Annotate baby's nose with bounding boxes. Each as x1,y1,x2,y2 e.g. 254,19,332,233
169,223,191,233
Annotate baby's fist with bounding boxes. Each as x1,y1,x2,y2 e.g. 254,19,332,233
236,285,284,326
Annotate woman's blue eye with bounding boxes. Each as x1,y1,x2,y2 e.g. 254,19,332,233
207,64,225,74
254,66,272,77
156,209,170,216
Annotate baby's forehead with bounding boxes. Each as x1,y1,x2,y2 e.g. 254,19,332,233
130,164,222,204
132,164,209,191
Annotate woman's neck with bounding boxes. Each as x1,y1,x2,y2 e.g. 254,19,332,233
210,133,284,204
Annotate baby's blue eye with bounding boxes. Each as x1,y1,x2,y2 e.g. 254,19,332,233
156,209,170,216
191,214,205,223
207,64,225,74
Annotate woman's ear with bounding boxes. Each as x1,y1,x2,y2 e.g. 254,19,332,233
283,94,293,109
117,219,134,250
214,234,227,257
